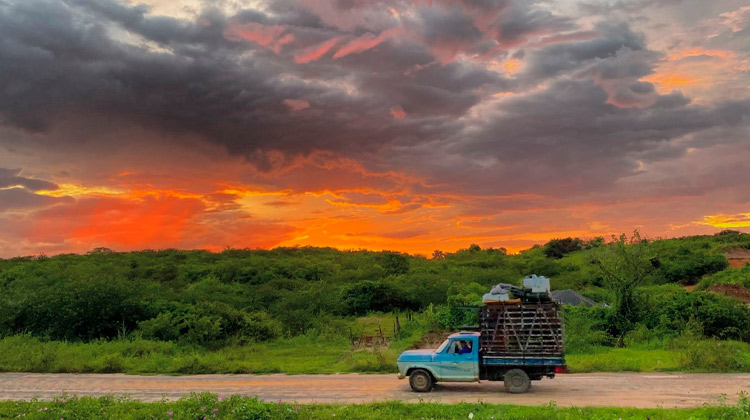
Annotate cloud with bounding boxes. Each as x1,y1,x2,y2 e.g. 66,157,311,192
332,26,400,58
293,36,342,63
283,99,310,111
0,0,748,256
0,168,58,191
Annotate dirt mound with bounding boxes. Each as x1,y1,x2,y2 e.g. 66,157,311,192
728,258,750,269
723,247,750,268
707,283,750,304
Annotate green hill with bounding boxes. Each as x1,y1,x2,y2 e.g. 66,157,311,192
1,230,749,374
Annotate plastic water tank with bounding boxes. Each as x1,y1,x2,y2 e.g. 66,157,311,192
522,274,550,293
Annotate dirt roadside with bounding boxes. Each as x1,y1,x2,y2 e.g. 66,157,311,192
1,372,749,408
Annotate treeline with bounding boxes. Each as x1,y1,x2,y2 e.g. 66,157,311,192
0,231,749,349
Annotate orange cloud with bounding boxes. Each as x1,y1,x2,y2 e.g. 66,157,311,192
696,213,750,228
644,73,701,91
27,195,205,246
390,105,406,119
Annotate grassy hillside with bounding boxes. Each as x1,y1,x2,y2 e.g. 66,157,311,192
0,230,749,374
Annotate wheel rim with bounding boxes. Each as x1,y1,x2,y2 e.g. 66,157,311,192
413,374,427,388
510,375,523,387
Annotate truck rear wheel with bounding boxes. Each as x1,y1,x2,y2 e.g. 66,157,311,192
409,369,433,392
504,369,530,394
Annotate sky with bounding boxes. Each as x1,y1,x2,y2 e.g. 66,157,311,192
0,0,748,258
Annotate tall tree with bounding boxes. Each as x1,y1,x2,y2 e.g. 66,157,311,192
591,231,660,336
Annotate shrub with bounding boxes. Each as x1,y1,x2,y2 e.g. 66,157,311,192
544,238,583,259
657,249,728,284
654,291,750,341
563,306,615,353
341,281,416,315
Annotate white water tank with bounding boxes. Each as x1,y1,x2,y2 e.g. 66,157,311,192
523,274,550,293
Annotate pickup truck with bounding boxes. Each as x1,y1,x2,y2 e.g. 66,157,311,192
397,301,565,393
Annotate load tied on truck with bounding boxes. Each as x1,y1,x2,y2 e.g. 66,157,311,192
397,275,565,393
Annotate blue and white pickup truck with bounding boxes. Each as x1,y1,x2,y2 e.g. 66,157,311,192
397,301,565,393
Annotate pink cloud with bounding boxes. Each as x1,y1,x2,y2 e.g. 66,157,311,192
294,37,343,63
333,27,400,59
224,22,294,54
283,99,310,111
390,105,406,119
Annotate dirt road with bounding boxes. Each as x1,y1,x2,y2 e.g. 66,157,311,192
1,372,748,408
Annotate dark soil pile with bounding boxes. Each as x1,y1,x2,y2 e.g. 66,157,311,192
707,283,750,304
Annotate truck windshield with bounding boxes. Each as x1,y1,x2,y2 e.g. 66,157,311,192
435,339,450,353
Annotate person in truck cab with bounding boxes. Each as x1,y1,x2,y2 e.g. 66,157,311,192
458,340,472,354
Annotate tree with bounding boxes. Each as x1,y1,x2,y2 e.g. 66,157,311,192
590,231,660,336
432,250,446,260
381,252,409,275
544,238,583,259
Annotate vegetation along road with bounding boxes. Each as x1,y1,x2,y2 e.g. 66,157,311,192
1,372,749,408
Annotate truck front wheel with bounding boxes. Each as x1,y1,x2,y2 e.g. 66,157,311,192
504,369,530,394
409,369,433,392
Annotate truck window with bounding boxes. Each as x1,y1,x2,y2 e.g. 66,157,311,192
435,339,450,353
448,340,473,354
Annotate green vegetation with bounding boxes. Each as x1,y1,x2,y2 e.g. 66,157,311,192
0,231,749,375
1,393,749,420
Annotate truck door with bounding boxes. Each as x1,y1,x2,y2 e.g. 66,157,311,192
438,338,479,381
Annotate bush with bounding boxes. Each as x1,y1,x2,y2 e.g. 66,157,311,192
695,265,750,290
668,330,750,371
137,306,222,346
341,281,416,315
544,238,583,259
657,249,728,284
645,291,750,341
563,306,615,353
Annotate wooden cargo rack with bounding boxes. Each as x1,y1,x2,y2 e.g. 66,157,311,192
478,301,564,358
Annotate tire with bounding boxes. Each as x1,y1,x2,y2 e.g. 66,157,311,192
409,369,433,392
504,369,530,394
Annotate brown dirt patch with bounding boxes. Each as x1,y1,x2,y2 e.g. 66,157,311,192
724,247,750,268
728,258,750,268
707,283,750,304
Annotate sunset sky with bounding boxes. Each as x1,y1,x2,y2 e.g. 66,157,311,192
0,0,749,258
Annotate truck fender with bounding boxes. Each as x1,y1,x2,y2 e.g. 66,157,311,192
406,366,439,381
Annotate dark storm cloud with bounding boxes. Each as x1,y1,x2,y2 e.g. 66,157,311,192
520,22,646,80
0,168,57,191
0,188,68,212
0,0,747,197
420,78,750,196
0,168,68,211
492,3,574,48
0,0,477,167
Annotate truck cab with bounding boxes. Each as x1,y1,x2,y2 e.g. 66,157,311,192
397,332,480,391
